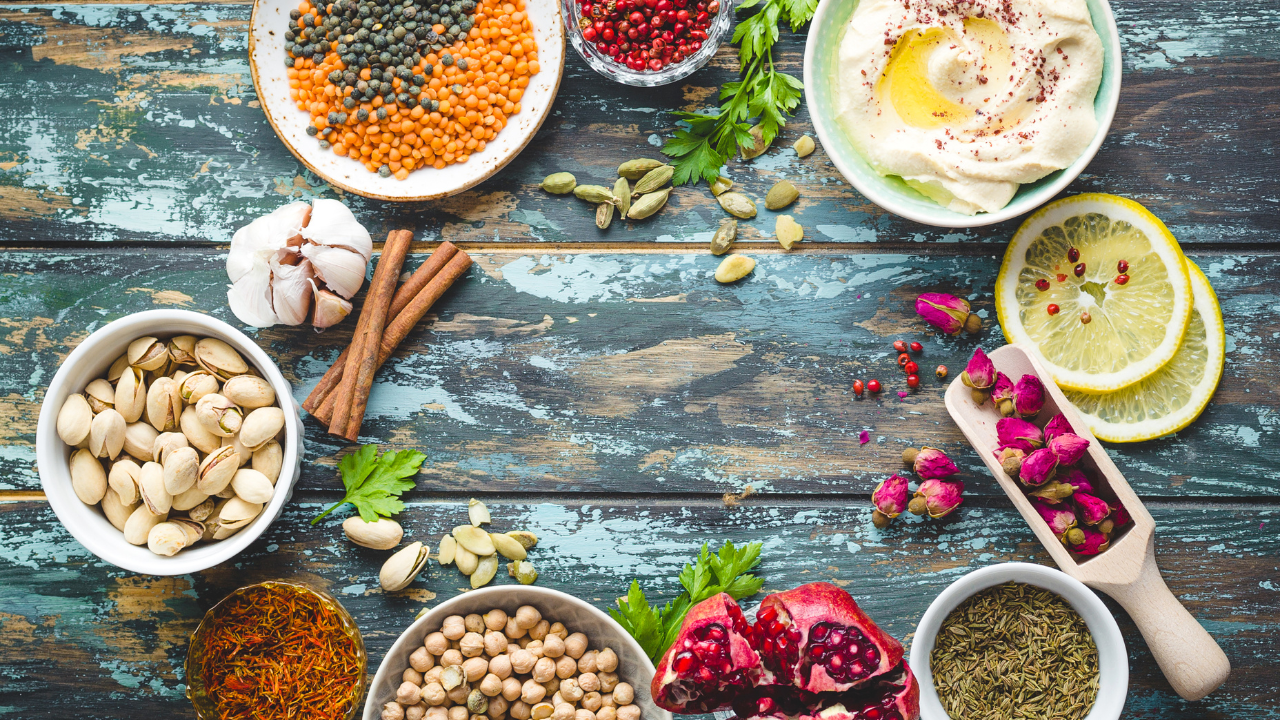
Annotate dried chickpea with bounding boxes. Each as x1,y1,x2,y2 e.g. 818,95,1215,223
595,649,618,673
577,651,598,674
531,702,554,720
515,605,541,630
543,677,561,696
575,711,596,720
484,631,508,657
448,684,472,704
465,614,486,634
407,704,427,720
404,667,424,685
489,654,513,679
518,637,533,649
521,678,547,704
551,693,565,708
426,631,451,655
424,666,444,685
559,678,583,703
450,707,469,720
384,702,406,720
398,682,423,705
412,647,436,673
548,622,568,640
555,657,577,679
422,683,448,706
612,685,634,706
577,673,600,693
443,649,466,667
615,706,640,720
581,693,602,713
510,701,532,720
542,634,565,659
600,694,615,709
502,676,523,702
508,642,521,654
595,708,616,720
473,715,488,720
484,608,509,631
525,640,545,659
529,620,550,641
461,632,486,657
427,708,449,720
464,657,491,681
597,673,618,693
443,616,467,640
563,633,588,660
505,617,528,639
510,649,536,674
481,673,504,697
553,703,575,720
532,657,556,683
487,695,509,719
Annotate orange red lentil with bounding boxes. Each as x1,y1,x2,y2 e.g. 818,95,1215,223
287,0,539,179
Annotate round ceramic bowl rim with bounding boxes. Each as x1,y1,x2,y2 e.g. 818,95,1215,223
562,0,734,87
185,580,368,719
36,309,302,576
247,0,566,202
908,562,1128,720
364,585,672,720
801,0,1123,228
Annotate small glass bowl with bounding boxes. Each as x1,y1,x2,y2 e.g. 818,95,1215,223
185,581,367,720
562,0,734,86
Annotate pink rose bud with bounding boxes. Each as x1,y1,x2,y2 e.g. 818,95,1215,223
913,446,959,479
1110,500,1132,527
1069,527,1110,555
1013,374,1046,417
1058,468,1094,494
991,372,1015,416
916,292,971,335
916,478,964,519
1019,447,1059,486
1049,432,1090,465
1074,492,1112,525
1032,497,1078,541
960,347,996,392
871,474,910,523
997,417,1043,449
1043,413,1074,442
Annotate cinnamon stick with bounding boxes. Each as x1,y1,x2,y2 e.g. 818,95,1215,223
326,229,413,439
302,242,459,414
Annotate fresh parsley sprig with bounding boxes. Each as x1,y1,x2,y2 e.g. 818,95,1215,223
610,541,764,663
311,444,426,524
663,0,817,185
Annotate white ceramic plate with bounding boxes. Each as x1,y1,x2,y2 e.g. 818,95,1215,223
249,0,565,201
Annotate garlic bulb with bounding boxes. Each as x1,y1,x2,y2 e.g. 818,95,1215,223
226,200,372,329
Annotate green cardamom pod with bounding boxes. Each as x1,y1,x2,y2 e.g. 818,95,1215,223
596,202,614,230
793,135,816,158
541,172,576,194
765,180,799,210
613,177,631,218
632,165,674,195
775,214,804,249
627,188,670,220
710,176,733,196
710,219,737,256
740,126,769,160
573,184,616,204
717,191,757,219
617,158,664,180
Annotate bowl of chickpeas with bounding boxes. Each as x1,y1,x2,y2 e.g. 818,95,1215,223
366,586,669,720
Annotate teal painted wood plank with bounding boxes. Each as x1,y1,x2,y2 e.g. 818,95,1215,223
0,249,1275,497
0,4,1277,245
0,499,1276,717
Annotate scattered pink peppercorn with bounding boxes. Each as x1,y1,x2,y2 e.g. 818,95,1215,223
893,340,907,352
1117,259,1129,273
904,361,919,375
1081,311,1091,324
853,379,864,397
910,341,923,352
935,365,948,379
867,379,882,393
1067,247,1080,263
1056,273,1067,283
1035,279,1050,292
1074,263,1086,277
1115,274,1129,285
1047,304,1060,316
906,374,920,388
897,353,910,367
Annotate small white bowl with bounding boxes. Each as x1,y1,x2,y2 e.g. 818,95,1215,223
909,562,1127,720
36,310,303,576
364,585,672,720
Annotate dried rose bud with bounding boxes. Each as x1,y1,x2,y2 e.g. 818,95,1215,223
1074,492,1112,525
901,447,919,467
871,474,910,527
1049,432,1090,466
1069,527,1110,555
915,292,971,335
1058,468,1093,494
1110,500,1132,526
960,348,996,404
997,446,1025,477
1028,480,1074,504
997,417,1043,449
991,372,1015,416
1032,498,1078,542
915,478,964,519
913,446,959,479
1012,374,1046,417
1043,413,1074,442
1019,448,1059,486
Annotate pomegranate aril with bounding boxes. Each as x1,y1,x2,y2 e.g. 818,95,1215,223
675,651,696,673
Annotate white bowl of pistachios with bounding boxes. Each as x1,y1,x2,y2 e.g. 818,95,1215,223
37,309,302,576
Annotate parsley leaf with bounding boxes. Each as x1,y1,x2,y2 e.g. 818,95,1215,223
311,444,426,524
610,541,765,664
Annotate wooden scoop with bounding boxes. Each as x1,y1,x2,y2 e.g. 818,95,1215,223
944,343,1230,701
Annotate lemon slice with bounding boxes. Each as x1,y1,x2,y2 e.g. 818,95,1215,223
1064,262,1224,442
995,194,1193,392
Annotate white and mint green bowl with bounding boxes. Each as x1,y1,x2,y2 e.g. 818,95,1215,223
802,0,1123,228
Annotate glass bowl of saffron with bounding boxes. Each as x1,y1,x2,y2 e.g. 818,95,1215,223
186,581,367,720
563,0,732,86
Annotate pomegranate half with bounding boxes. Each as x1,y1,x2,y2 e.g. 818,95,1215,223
651,592,764,713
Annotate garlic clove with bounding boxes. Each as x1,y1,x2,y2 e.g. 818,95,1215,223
301,243,367,299
301,199,372,261
310,280,353,329
227,201,311,283
269,258,314,327
228,260,280,328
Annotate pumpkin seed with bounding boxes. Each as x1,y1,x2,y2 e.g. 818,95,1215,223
632,164,674,195
453,524,496,555
507,530,539,549
541,172,577,194
765,180,799,210
628,188,670,219
596,202,614,229
710,176,733,196
468,498,491,526
573,185,615,204
471,553,499,588
438,534,458,565
793,135,816,158
740,125,769,160
455,544,479,574
509,559,539,585
715,254,756,283
613,177,631,218
775,215,804,249
717,192,757,219
711,219,737,256
491,532,528,561
618,158,664,180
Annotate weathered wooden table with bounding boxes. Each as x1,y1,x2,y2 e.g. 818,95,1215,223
1,1,1277,717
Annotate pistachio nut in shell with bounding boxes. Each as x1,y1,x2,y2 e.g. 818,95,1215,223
89,408,126,459
715,254,756,284
194,337,248,380
171,517,205,547
230,468,275,504
252,440,283,484
146,376,182,432
222,433,253,467
710,219,737,256
709,175,733,197
138,461,172,514
187,496,216,522
162,446,200,495
123,504,167,545
148,522,187,556
114,367,147,423
101,487,138,531
167,335,198,366
178,370,220,405
239,407,285,450
108,457,141,506
197,445,240,495
152,431,190,465
380,541,429,592
438,534,458,565
128,336,170,372
222,375,276,410
506,530,539,549
490,532,527,561
212,522,243,541
453,524,497,556
215,484,237,500
219,495,264,527
739,125,769,160
343,516,404,550
455,544,479,575
85,378,116,414
172,486,211,512
196,394,242,438
56,393,93,446
106,354,130,383
70,448,108,505
123,421,160,462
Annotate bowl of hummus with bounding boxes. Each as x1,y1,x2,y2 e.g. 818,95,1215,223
804,0,1121,227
